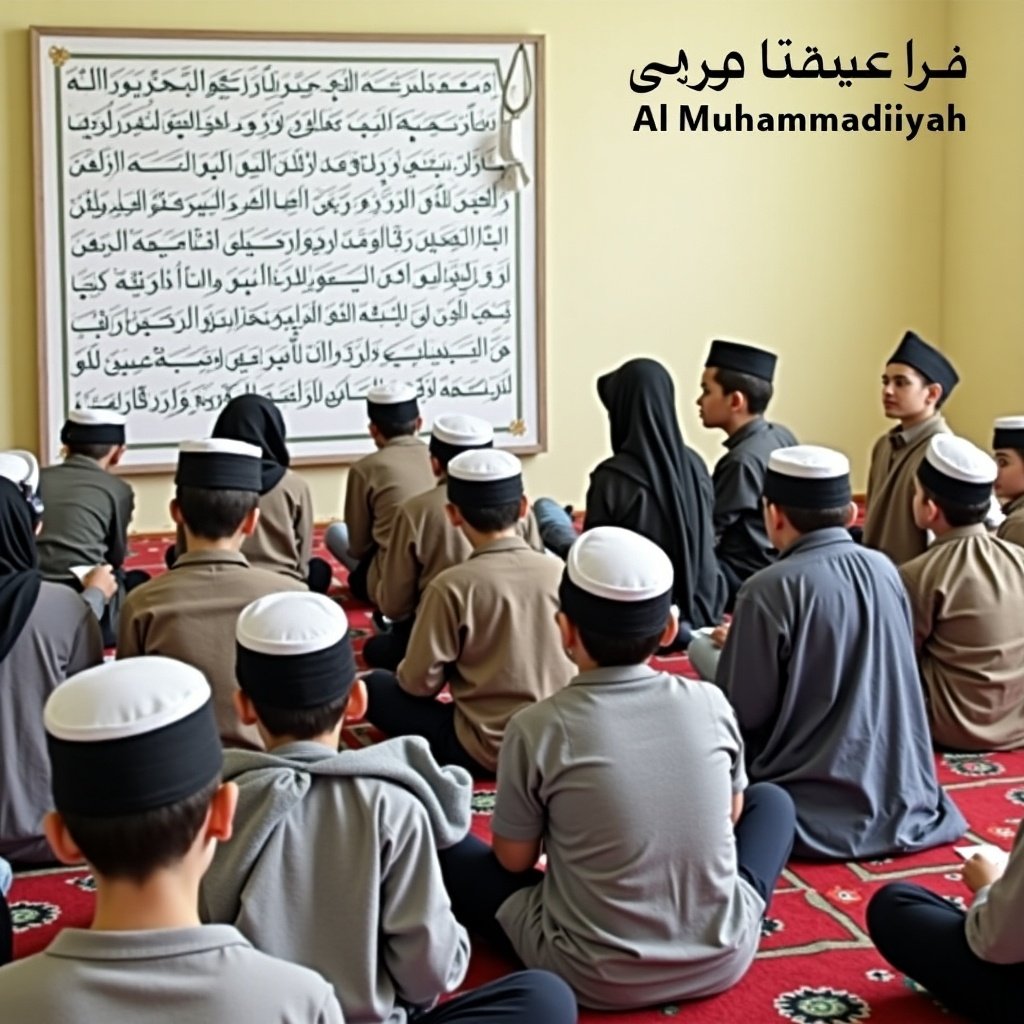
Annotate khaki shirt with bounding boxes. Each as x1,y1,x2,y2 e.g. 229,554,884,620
397,536,572,770
117,550,307,748
243,469,313,581
343,436,434,602
377,480,544,620
863,415,950,564
997,494,1024,549
900,524,1024,751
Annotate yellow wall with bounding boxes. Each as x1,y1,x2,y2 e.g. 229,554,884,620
1,0,984,531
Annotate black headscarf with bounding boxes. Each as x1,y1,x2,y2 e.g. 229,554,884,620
592,358,725,625
212,395,289,494
0,478,43,661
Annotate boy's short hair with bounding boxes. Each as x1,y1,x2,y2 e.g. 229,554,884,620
713,367,774,415
776,504,851,534
60,776,219,884
250,694,350,741
65,442,118,461
577,627,664,667
175,485,258,539
455,500,521,533
372,418,419,440
920,485,990,528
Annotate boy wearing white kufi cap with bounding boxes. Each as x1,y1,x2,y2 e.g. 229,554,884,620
36,409,143,645
367,414,544,671
439,526,795,1010
898,434,1024,751
117,440,305,749
324,383,434,605
198,592,575,1024
0,657,343,1022
715,445,965,859
993,416,1024,548
364,448,572,777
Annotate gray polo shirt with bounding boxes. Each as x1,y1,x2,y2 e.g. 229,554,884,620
492,664,764,1010
0,924,344,1022
0,582,103,863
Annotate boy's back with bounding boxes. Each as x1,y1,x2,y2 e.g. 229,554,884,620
998,494,1024,547
202,740,470,1024
0,924,342,1023
495,666,763,1009
397,537,570,771
118,552,305,747
901,526,1024,751
37,456,135,576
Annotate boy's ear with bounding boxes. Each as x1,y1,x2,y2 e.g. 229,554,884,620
414,416,424,432
925,382,943,408
170,497,183,526
727,389,747,414
205,782,238,843
517,494,529,520
844,501,858,527
233,689,259,726
110,444,127,466
239,506,261,537
429,455,444,478
555,610,575,653
659,609,680,649
43,811,86,867
345,679,368,722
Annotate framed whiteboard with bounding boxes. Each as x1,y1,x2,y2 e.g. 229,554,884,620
32,28,545,471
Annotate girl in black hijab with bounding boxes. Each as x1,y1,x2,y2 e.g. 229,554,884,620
536,359,726,641
167,395,331,592
0,479,42,663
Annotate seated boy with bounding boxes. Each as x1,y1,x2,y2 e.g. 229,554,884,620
862,330,959,564
200,591,575,1024
0,657,343,1022
899,434,1024,751
440,526,796,1010
364,449,572,777
118,439,305,748
868,825,1024,1023
36,409,147,644
715,445,966,858
697,340,797,602
367,414,543,671
993,416,1024,548
325,384,434,604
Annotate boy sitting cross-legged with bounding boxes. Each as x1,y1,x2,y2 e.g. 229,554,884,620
440,526,796,1011
200,591,576,1024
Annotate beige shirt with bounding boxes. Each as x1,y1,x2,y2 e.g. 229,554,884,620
997,494,1024,549
343,436,434,602
243,469,314,581
397,536,572,770
377,480,544,620
863,414,949,564
900,524,1024,751
117,550,307,748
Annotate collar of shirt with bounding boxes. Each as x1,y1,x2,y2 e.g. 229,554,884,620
172,549,250,569
1003,494,1024,517
779,526,853,560
45,924,251,962
569,663,663,687
467,535,531,558
724,417,769,451
63,453,107,472
384,435,426,449
889,414,944,450
931,522,990,546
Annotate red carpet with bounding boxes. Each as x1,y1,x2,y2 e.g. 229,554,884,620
9,526,1016,1024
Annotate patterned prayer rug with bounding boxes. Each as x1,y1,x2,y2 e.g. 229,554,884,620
9,525,1011,1024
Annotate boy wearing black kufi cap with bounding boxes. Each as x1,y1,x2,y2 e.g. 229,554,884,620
324,384,434,604
364,449,571,777
118,439,305,749
993,416,1024,548
863,330,959,564
37,409,146,644
698,340,798,601
716,445,965,858
368,414,544,671
199,592,575,1024
899,434,1024,751
439,526,795,1010
0,657,343,1021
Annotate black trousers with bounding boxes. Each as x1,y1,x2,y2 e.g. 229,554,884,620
1,890,12,967
362,616,416,671
364,670,494,778
440,782,796,957
411,970,575,1022
867,882,1024,1024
